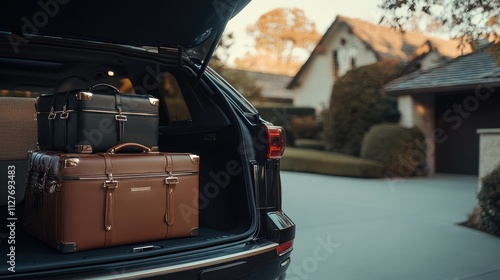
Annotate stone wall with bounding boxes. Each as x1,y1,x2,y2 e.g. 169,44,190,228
477,128,500,191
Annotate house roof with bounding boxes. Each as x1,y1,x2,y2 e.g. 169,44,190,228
225,68,294,99
398,40,453,76
383,49,500,95
287,15,468,89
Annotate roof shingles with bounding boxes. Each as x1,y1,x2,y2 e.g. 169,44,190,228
384,50,500,95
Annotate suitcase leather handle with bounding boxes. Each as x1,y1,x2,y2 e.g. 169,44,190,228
107,143,151,154
89,83,119,93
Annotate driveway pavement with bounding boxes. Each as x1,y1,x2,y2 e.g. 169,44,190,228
281,171,500,280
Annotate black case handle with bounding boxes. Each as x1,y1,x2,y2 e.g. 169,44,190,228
89,83,119,93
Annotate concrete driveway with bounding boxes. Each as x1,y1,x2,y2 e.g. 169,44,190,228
281,171,500,280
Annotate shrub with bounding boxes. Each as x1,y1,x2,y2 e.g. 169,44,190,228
360,124,427,177
324,58,403,156
255,106,316,145
255,106,316,127
477,166,500,236
286,114,322,141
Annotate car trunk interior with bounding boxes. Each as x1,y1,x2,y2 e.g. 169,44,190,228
0,41,255,274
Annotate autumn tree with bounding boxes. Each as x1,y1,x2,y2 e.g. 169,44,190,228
379,0,500,52
235,7,321,76
210,32,235,73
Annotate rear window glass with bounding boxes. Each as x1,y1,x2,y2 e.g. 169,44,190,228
0,90,39,98
158,72,192,123
110,78,136,94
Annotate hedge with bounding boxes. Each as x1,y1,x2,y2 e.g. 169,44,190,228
281,148,385,178
360,124,427,177
324,58,403,156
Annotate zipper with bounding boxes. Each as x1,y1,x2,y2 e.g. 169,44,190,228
62,171,198,181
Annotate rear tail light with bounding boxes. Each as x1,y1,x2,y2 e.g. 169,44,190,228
265,125,286,159
277,239,294,256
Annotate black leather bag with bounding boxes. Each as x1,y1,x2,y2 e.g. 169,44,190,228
36,84,159,153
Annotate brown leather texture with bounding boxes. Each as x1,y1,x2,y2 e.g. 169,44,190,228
25,147,199,253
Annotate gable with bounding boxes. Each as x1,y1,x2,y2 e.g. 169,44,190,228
288,15,469,90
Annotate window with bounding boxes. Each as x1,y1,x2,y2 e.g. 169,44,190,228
333,44,358,77
332,50,339,77
0,90,39,98
158,72,192,123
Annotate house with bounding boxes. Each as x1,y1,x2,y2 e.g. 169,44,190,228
384,46,500,176
286,15,466,113
224,68,294,105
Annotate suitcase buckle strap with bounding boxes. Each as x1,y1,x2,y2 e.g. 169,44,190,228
115,108,127,141
103,172,117,235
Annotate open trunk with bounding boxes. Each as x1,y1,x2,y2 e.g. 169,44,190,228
0,37,257,276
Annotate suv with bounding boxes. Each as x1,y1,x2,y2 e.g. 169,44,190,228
0,1,295,279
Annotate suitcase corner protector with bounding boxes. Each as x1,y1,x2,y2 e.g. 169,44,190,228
190,227,199,236
57,242,77,253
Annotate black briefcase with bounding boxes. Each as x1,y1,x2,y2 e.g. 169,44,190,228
36,84,159,153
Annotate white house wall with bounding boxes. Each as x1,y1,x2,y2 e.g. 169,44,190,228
292,24,378,113
398,96,415,128
397,95,436,175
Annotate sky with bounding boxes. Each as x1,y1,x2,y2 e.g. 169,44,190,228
224,0,384,65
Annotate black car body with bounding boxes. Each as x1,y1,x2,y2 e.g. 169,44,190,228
0,1,295,279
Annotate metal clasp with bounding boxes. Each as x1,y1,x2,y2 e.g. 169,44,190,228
48,181,59,194
48,107,56,119
104,180,118,189
115,115,127,122
165,176,179,185
60,105,69,119
104,173,118,189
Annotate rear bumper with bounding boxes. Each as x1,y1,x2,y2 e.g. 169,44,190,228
93,241,290,280
10,240,292,280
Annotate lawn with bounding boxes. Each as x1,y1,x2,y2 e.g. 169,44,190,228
281,147,385,178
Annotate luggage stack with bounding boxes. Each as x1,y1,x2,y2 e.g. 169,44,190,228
25,84,199,253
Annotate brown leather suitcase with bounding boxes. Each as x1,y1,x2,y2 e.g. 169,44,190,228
24,143,199,253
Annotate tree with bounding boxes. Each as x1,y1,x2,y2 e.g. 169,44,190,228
210,32,235,73
235,8,321,75
379,0,500,52
209,32,263,103
324,59,403,156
